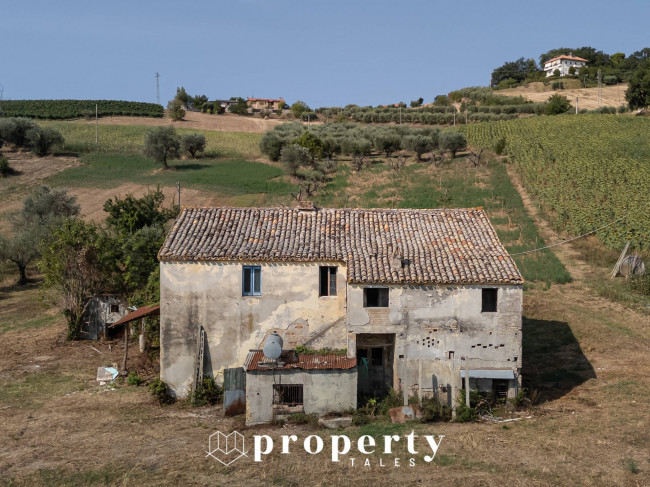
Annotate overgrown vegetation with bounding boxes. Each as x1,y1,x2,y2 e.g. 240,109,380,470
149,378,174,405
294,345,347,356
0,117,64,156
188,377,224,407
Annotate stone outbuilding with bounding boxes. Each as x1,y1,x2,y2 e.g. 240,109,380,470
158,206,524,423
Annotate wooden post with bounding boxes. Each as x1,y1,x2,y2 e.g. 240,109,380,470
465,364,470,407
122,323,129,375
139,318,145,352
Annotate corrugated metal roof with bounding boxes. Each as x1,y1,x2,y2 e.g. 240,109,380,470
244,350,356,371
460,369,516,379
109,305,160,327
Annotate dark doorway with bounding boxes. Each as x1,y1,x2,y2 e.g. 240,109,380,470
356,333,395,401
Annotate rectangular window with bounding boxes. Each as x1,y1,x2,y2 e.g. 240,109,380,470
364,287,389,307
319,266,337,296
273,384,303,406
110,304,120,313
482,288,498,313
242,265,261,296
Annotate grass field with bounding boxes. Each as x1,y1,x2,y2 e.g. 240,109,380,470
39,121,264,160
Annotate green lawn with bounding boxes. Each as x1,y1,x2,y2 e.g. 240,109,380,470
48,153,295,196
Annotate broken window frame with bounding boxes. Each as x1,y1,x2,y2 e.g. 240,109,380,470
242,265,262,296
363,287,389,308
319,266,337,297
481,288,498,313
109,304,120,313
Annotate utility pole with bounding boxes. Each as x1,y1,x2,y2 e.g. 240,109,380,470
177,182,181,208
95,103,98,144
155,72,160,105
576,97,579,114
597,69,602,108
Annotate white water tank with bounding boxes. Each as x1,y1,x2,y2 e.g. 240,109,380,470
263,331,283,360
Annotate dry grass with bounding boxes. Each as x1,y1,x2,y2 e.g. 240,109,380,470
499,83,629,111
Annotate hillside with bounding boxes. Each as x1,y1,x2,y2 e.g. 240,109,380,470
498,82,629,111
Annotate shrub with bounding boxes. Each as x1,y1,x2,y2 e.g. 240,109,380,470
293,131,324,161
127,371,143,386
167,98,185,121
180,133,206,158
286,412,319,427
149,378,174,405
419,396,452,423
0,156,10,176
352,410,371,425
291,101,310,118
545,94,572,115
494,137,507,155
189,377,224,406
454,403,477,422
260,132,285,161
26,126,64,156
229,98,249,115
623,458,639,474
0,117,38,147
628,274,650,296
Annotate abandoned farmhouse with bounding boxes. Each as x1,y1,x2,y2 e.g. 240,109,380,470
157,206,524,424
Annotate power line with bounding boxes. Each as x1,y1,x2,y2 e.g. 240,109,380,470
509,216,627,256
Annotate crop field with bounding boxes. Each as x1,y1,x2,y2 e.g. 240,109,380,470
465,115,650,249
0,99,163,119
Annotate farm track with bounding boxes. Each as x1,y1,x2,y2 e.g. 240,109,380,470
505,164,590,282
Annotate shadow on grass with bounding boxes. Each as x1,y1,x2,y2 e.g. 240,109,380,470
172,162,210,171
522,316,595,402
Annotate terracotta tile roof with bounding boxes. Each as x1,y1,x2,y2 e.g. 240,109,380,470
247,98,285,102
158,207,523,285
544,55,589,65
244,350,356,371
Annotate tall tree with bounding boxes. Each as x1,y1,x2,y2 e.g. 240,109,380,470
491,57,539,88
143,127,181,169
625,60,650,110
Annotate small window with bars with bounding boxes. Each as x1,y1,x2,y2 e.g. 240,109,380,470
319,266,337,296
273,384,303,406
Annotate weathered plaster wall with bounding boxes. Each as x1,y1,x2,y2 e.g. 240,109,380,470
245,369,357,424
348,284,523,402
160,261,348,397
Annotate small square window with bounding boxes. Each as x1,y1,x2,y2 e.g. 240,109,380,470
243,266,261,296
319,266,337,296
363,287,389,307
110,304,120,313
482,288,498,313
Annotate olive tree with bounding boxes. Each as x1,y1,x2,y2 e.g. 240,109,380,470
280,144,311,176
439,131,467,158
181,133,206,158
143,127,181,169
26,126,64,156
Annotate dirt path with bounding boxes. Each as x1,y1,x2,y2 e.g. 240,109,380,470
505,165,591,282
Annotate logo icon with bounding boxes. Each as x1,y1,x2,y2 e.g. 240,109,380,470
206,430,247,466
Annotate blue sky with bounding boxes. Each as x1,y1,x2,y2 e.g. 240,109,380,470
1,0,648,107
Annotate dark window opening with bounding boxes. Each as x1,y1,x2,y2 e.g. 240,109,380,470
364,287,389,307
243,266,261,296
109,304,120,313
448,351,454,360
371,347,383,366
494,380,509,399
273,384,303,406
482,288,498,313
319,266,337,296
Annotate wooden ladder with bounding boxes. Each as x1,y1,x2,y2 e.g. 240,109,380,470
192,326,205,393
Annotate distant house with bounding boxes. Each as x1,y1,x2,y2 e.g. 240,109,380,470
246,98,285,111
210,99,241,112
82,295,128,340
544,54,588,77
158,206,523,424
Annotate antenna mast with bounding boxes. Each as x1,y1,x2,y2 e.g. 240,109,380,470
155,72,160,105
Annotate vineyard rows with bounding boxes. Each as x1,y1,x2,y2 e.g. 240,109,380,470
465,115,650,249
0,100,163,119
